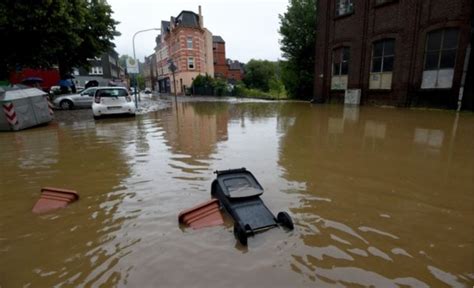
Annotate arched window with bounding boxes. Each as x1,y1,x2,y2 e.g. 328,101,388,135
331,46,350,90
369,39,395,90
421,28,459,89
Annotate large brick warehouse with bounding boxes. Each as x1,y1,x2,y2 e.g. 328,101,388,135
314,0,473,110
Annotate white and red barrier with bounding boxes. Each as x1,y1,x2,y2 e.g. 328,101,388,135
3,102,18,126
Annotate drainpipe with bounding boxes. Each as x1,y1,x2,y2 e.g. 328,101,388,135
457,16,473,112
457,43,471,112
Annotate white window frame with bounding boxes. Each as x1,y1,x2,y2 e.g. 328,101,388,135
331,47,350,90
370,39,395,90
187,37,193,49
188,57,195,70
421,28,459,89
89,66,103,75
336,0,354,17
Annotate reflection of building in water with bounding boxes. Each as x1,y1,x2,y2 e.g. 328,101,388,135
364,121,386,139
0,120,137,287
328,117,344,134
160,102,229,160
343,105,359,122
414,128,444,149
277,105,474,287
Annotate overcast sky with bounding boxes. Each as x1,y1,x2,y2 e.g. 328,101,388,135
108,0,289,63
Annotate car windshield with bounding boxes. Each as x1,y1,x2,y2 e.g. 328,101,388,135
82,88,96,96
96,89,128,97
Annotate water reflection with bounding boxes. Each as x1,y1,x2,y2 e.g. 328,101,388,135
278,105,474,286
0,101,472,287
0,116,138,287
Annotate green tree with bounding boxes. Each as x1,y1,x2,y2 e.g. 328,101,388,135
0,0,119,79
279,0,317,99
243,60,276,92
118,55,131,69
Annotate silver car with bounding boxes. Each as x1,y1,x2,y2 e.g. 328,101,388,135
53,87,98,110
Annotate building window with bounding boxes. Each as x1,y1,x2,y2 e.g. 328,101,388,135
370,39,395,89
421,28,459,89
336,0,354,17
188,57,195,70
187,37,193,49
331,47,350,90
375,0,395,5
89,66,103,75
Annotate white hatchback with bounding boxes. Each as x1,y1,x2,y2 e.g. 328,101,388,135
92,87,136,119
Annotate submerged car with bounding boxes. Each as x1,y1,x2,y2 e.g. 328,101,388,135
92,87,136,119
53,87,98,109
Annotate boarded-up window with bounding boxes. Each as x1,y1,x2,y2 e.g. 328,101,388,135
421,28,459,89
331,47,350,90
370,39,394,90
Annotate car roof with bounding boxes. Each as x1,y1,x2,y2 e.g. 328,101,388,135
95,86,128,89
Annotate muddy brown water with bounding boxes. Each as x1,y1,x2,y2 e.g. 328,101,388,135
0,99,473,287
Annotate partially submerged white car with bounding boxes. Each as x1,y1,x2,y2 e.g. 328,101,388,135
92,87,136,119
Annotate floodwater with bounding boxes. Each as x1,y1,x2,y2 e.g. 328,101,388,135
0,98,473,287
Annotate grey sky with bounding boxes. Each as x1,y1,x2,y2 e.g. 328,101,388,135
108,0,289,63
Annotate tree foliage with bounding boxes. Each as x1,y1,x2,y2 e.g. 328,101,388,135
243,60,276,92
279,0,317,99
0,0,119,79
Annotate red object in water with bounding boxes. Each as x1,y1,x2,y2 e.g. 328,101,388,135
179,199,224,229
32,187,79,214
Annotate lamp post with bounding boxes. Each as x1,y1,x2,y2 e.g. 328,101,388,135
132,28,160,109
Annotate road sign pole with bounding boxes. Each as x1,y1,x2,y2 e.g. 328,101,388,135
134,74,138,109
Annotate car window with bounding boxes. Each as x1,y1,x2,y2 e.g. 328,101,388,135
96,89,128,97
81,88,96,96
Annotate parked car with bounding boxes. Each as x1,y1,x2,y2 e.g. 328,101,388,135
53,87,99,109
92,87,136,119
144,88,152,94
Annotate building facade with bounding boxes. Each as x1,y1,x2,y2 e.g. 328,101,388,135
76,49,124,87
155,7,214,95
212,36,244,82
213,36,228,78
144,53,157,90
314,0,473,109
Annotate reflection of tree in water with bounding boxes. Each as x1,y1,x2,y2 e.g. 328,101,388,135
0,120,139,287
277,105,474,286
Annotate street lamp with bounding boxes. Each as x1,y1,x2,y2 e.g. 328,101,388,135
132,28,160,109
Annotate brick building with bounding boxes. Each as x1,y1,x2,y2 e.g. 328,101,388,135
155,7,214,95
212,36,244,82
213,36,228,78
314,0,473,110
144,53,157,90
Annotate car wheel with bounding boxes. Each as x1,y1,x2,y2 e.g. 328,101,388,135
93,115,100,120
277,212,294,230
233,221,248,246
60,100,73,110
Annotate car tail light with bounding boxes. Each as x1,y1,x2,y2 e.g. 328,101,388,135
94,96,101,103
126,96,132,102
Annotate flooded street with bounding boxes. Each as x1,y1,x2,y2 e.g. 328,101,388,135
0,98,473,287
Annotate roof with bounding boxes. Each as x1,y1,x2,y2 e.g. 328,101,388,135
213,36,225,43
175,10,200,28
0,87,46,101
161,20,170,33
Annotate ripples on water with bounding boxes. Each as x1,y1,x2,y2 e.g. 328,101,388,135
0,100,473,287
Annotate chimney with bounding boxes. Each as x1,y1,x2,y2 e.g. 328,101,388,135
198,5,203,28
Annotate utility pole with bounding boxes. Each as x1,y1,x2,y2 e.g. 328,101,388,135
132,28,160,109
168,60,177,101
